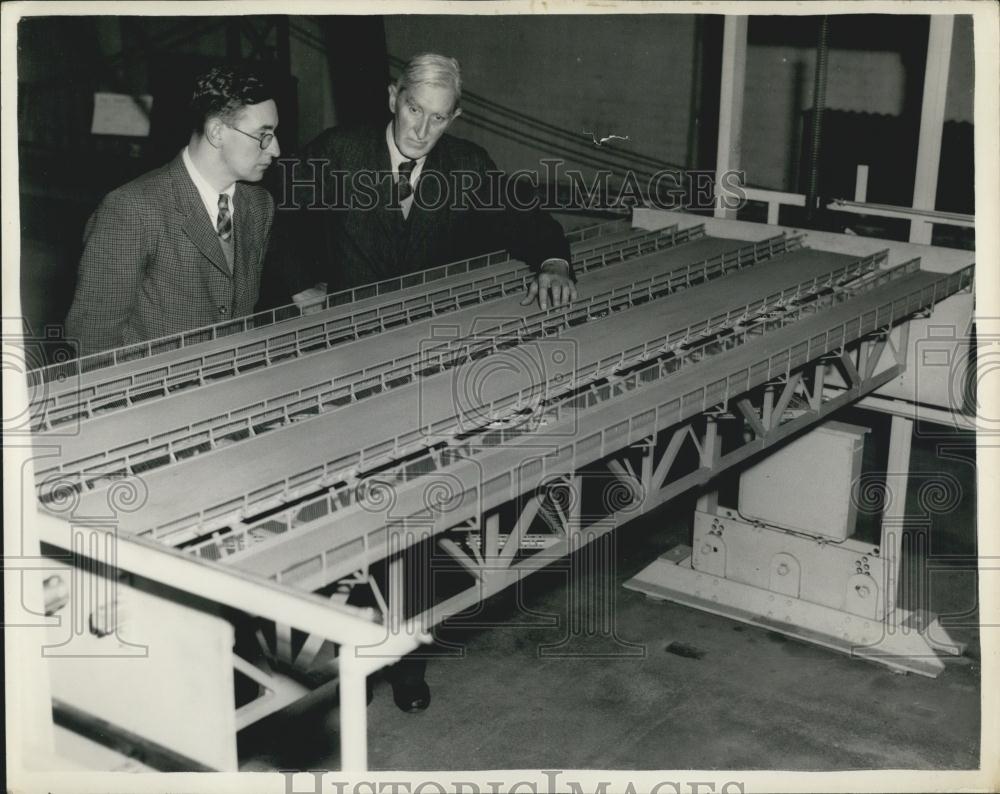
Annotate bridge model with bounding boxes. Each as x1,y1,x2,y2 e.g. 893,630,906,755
20,210,974,772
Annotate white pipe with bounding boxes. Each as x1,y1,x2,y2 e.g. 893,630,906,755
338,646,368,772
911,16,956,244
829,199,973,227
715,16,749,220
855,165,870,203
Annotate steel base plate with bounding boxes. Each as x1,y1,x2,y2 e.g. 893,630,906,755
624,546,966,678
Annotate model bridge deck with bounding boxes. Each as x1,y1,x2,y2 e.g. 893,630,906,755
32,222,972,583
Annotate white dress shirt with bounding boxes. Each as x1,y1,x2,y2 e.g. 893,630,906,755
182,146,236,231
385,122,426,220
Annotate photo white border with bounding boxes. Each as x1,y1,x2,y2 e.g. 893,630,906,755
3,2,997,792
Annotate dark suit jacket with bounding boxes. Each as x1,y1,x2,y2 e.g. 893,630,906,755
65,152,274,357
269,123,570,297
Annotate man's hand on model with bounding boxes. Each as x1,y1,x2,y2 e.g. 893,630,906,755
520,259,577,311
291,283,328,315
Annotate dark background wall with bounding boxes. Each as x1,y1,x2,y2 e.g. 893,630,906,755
385,15,700,175
742,15,974,195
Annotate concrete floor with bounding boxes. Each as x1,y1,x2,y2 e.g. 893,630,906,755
237,427,981,772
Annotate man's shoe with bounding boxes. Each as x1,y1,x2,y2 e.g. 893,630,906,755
391,678,430,713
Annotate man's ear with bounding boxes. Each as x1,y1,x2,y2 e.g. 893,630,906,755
448,106,462,127
388,84,399,114
204,116,225,148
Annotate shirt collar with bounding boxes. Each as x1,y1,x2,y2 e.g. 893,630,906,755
182,146,235,222
385,121,427,173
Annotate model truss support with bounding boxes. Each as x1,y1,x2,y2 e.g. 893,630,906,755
231,654,309,732
604,330,902,524
329,325,908,641
351,324,911,649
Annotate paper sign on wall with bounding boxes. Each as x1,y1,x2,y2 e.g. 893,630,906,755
91,92,154,137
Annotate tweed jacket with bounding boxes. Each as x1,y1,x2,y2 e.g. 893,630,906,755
65,152,274,357
271,123,571,297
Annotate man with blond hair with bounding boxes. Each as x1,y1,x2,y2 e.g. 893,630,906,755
275,51,576,311
270,53,577,714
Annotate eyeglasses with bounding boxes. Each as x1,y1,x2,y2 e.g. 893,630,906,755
227,124,275,150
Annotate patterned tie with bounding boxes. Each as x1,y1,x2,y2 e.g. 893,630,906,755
397,159,417,202
217,193,232,242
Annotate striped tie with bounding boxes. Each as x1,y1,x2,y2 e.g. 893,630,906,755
397,159,416,202
217,193,232,242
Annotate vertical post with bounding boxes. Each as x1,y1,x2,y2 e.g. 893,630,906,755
805,17,830,220
338,646,368,772
695,418,723,513
858,339,870,380
762,385,776,429
854,165,870,202
568,473,583,537
810,361,827,411
639,440,655,511
766,201,780,226
388,555,405,635
910,16,955,245
881,415,913,619
483,512,500,562
714,16,748,220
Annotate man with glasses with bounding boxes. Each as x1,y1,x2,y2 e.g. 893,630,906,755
65,66,280,356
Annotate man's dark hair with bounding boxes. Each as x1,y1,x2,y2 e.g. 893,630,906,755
190,66,272,134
